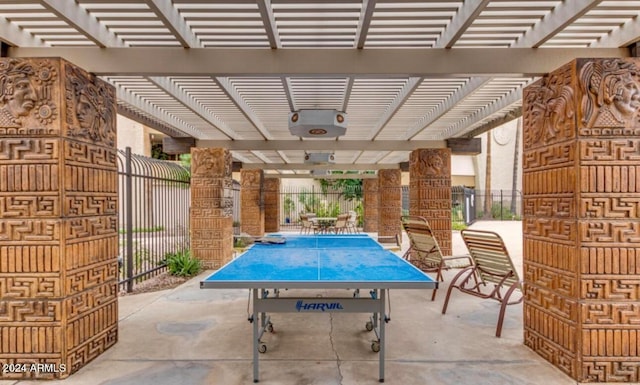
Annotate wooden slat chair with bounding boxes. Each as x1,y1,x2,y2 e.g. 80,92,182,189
328,213,350,234
441,229,523,337
401,216,472,301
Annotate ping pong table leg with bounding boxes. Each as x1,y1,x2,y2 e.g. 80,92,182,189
379,289,385,383
252,289,260,383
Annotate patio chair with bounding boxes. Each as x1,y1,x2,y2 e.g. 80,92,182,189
328,213,350,234
401,216,472,301
299,214,318,234
441,229,523,337
346,210,358,233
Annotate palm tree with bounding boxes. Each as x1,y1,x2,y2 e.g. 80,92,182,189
483,131,492,219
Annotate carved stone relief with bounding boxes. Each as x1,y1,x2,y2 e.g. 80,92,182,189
64,64,115,147
523,65,576,149
409,148,450,177
0,58,59,135
579,59,640,129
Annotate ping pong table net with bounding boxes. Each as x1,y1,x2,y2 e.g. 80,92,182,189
400,215,472,301
255,236,286,244
441,229,524,337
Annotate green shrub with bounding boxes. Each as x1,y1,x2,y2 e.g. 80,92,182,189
166,250,201,277
452,222,468,231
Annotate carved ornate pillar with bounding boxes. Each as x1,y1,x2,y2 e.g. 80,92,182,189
241,169,264,236
263,177,280,233
190,148,233,269
0,58,118,378
409,148,452,255
377,169,402,243
522,58,640,383
363,178,379,232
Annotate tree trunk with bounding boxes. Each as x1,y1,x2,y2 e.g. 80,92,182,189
483,131,492,219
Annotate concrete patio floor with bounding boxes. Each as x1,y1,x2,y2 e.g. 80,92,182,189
2,221,584,385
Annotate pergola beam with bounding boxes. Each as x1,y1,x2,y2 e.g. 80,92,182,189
434,0,490,48
215,77,272,140
144,0,200,48
0,17,47,47
462,107,522,139
197,140,446,151
443,84,526,138
369,77,422,140
256,0,281,49
404,76,492,140
355,0,376,49
39,0,123,48
147,76,236,139
243,163,399,171
9,47,629,76
116,86,202,139
116,104,189,139
266,173,379,180
592,15,640,48
512,0,604,48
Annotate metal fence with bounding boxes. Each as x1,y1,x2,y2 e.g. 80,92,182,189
279,185,363,230
401,186,521,226
117,147,191,292
463,189,522,223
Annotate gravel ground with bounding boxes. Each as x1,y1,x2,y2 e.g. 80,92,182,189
119,272,191,296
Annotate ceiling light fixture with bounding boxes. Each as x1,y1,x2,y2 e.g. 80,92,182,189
288,109,347,138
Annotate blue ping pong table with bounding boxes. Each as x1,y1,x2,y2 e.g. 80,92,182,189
200,234,437,383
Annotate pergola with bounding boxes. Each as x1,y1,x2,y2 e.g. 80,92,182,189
2,0,638,174
2,3,640,384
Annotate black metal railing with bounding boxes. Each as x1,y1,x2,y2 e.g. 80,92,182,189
279,185,363,230
117,147,191,292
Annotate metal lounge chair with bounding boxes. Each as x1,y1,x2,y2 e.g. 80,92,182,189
401,216,471,301
441,229,524,337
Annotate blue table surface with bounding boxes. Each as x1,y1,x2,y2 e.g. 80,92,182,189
201,235,436,289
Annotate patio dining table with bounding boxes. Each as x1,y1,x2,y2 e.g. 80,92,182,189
311,217,337,233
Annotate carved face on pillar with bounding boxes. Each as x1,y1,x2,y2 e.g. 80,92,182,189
426,153,444,175
524,82,574,145
580,59,640,128
0,60,37,128
610,72,640,118
76,93,99,130
66,65,115,146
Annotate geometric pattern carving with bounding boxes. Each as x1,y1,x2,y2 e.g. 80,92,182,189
582,303,640,325
523,196,574,217
523,57,640,383
0,58,118,379
263,178,279,233
523,284,577,319
524,327,576,378
190,148,233,269
582,361,640,383
1,195,60,218
581,278,640,300
408,148,452,255
524,303,577,351
241,169,264,237
363,179,378,232
0,275,62,298
377,169,401,241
